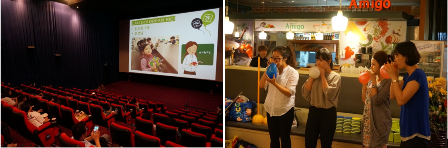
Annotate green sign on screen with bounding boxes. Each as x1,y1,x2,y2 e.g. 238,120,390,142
181,44,214,65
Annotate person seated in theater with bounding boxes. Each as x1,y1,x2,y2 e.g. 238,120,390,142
129,97,142,112
139,44,157,72
72,122,110,147
1,89,17,106
16,94,28,110
21,103,50,128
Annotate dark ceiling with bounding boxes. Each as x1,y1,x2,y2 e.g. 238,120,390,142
226,0,420,7
50,0,222,20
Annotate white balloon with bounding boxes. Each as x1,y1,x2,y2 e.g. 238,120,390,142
309,67,320,79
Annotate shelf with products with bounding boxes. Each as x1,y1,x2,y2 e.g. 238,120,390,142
290,40,339,44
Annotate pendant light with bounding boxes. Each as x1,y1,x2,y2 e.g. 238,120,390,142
259,30,267,40
234,0,240,37
286,30,294,40
224,6,234,34
331,0,348,31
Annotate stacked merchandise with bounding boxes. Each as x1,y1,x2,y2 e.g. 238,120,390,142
335,116,344,133
343,117,352,133
351,117,361,134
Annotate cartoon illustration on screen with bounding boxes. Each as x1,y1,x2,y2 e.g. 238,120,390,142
182,41,200,75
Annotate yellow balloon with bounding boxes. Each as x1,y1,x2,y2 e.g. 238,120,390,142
252,114,264,123
263,117,268,124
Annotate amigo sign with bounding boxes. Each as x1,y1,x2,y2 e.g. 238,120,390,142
349,0,391,11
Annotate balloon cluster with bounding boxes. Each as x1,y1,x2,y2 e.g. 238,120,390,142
239,44,253,58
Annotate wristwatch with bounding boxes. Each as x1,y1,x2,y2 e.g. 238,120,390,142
392,79,398,83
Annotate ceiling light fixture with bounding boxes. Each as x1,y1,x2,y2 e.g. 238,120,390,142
331,0,348,31
224,6,234,34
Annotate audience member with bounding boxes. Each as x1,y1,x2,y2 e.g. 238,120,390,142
20,103,49,128
72,122,110,147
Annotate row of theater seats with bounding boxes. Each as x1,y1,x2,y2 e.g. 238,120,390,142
1,100,59,147
5,84,224,147
61,122,223,147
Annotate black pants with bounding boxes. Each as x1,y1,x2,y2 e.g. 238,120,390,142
305,106,336,148
400,137,429,148
184,70,196,75
266,107,295,148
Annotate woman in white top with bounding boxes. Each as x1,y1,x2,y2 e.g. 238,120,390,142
259,46,299,148
182,41,199,75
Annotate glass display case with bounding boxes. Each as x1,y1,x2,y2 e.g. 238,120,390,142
410,40,446,78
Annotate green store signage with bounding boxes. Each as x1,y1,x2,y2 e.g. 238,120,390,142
285,23,305,31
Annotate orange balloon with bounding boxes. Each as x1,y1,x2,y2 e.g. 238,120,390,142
246,48,253,58
246,44,252,49
380,65,390,79
359,72,370,84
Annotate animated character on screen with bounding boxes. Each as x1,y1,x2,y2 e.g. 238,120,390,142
182,41,199,75
140,44,157,71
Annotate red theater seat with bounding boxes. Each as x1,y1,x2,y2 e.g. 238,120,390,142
156,102,168,113
165,140,185,147
180,115,195,127
67,97,79,110
11,108,58,147
180,129,208,147
100,101,111,111
60,105,93,134
165,111,179,119
1,101,14,125
111,103,132,124
153,113,169,125
173,110,186,116
126,104,143,118
48,102,63,122
174,118,189,131
89,104,115,129
59,133,85,147
135,117,154,136
198,119,215,132
110,122,135,147
78,101,91,115
156,123,178,145
191,123,212,141
211,137,224,147
134,131,162,147
148,102,161,113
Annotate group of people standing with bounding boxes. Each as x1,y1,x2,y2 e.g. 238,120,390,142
256,41,430,148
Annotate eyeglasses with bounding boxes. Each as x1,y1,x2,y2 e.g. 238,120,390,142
270,57,285,62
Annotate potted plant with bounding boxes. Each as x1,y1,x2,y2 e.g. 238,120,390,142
428,77,447,147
